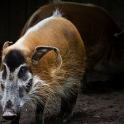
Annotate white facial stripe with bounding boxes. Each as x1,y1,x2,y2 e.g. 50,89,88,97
14,63,27,74
1,90,6,110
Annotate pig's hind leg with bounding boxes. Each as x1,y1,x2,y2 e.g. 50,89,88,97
58,91,78,122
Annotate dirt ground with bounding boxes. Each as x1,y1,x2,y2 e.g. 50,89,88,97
0,85,124,124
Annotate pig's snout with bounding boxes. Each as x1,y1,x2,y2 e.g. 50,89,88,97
2,100,17,120
2,109,17,120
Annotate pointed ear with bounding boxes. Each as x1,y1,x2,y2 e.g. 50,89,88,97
3,41,13,50
31,46,62,71
114,31,124,40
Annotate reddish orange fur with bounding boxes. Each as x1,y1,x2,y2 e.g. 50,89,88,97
20,2,124,82
2,17,86,99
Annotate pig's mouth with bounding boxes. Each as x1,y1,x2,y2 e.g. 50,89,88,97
2,109,17,120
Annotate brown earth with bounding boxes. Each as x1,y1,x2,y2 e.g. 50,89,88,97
0,86,124,124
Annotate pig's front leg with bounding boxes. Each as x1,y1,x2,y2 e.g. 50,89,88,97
11,114,20,124
36,102,45,124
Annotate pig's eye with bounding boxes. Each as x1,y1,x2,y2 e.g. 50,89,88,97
26,79,32,92
20,67,27,74
18,67,28,80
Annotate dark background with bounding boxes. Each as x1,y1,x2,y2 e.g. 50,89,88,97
0,0,124,49
0,1,124,124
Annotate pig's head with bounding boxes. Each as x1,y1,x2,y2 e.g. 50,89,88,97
0,41,62,120
0,49,33,120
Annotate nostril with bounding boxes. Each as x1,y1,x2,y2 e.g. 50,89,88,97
6,100,12,108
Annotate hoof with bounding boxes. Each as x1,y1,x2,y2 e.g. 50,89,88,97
56,112,73,123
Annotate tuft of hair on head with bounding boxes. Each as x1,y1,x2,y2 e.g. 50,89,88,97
52,9,62,17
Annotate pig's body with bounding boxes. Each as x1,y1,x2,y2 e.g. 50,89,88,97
21,2,124,86
0,10,86,124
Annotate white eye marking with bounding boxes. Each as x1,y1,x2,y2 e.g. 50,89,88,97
0,71,3,82
18,72,33,87
15,63,27,74
2,63,28,82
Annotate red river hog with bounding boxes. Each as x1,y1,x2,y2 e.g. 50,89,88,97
0,9,86,124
